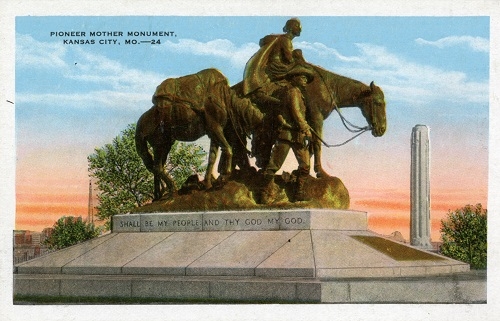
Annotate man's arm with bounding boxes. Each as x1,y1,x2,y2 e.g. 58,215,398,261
278,36,294,65
288,87,310,133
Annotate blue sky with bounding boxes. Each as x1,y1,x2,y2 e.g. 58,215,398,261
16,16,489,146
14,16,489,236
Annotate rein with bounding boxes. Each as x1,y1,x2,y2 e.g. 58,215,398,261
335,104,372,133
311,123,370,148
314,68,373,148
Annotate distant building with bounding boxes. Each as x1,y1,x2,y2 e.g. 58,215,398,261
432,241,443,252
13,230,32,245
13,230,53,265
41,227,54,244
14,231,24,245
31,232,42,245
385,231,407,243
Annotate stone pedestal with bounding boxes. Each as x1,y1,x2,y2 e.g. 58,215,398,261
13,209,479,303
410,125,433,249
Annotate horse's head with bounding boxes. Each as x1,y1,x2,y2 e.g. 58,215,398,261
359,81,387,137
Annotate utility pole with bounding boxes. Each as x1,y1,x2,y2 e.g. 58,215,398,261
88,180,93,223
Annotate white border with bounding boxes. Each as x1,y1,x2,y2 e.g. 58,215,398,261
1,1,499,320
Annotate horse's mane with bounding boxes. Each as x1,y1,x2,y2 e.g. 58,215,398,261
306,62,367,91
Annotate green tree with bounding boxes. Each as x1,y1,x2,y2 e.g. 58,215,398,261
440,203,487,269
44,216,100,250
87,124,206,230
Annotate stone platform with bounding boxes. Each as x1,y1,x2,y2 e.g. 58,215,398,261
14,209,485,303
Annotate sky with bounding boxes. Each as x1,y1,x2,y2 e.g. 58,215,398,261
13,15,490,241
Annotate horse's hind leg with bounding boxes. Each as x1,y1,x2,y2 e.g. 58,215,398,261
135,132,163,201
153,175,162,201
151,147,166,201
203,139,219,190
153,140,177,199
213,127,233,177
205,126,233,188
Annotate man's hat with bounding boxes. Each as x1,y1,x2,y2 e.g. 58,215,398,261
286,65,315,83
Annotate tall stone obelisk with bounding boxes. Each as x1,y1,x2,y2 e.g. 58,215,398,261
410,125,433,249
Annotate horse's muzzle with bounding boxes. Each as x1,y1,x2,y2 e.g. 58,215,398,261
372,124,386,137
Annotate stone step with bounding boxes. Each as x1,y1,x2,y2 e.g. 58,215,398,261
16,229,469,278
14,271,486,303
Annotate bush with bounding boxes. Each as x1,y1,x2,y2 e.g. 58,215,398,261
44,216,100,250
87,124,206,230
440,204,487,269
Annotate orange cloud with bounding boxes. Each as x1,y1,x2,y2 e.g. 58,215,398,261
349,185,487,241
17,203,88,215
16,216,62,231
17,192,89,204
354,199,410,212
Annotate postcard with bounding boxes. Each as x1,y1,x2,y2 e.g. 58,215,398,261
1,0,498,320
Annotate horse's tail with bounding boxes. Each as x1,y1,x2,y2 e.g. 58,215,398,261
135,108,155,172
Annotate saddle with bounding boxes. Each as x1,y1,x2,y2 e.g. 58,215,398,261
152,73,206,111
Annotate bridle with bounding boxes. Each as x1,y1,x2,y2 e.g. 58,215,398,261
327,103,372,147
315,69,374,147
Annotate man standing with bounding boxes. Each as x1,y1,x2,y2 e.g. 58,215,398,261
243,18,315,169
258,70,314,204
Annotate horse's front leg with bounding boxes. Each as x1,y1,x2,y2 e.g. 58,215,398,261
312,139,328,178
310,122,329,178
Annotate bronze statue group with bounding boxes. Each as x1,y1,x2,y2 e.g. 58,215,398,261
135,18,387,205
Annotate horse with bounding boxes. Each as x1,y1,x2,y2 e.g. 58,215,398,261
235,62,387,178
304,62,387,177
135,68,262,200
